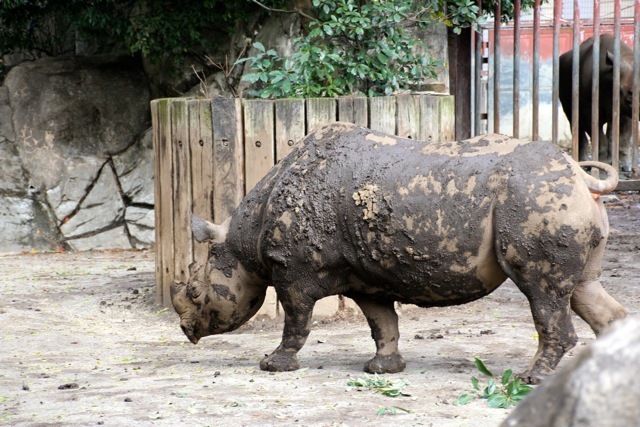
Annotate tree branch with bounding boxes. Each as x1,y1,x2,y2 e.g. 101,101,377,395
249,0,317,22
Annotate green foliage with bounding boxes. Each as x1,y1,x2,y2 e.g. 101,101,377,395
455,358,534,409
239,0,444,98
0,0,285,65
347,374,411,397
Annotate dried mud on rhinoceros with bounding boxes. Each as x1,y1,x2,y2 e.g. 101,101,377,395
171,122,627,384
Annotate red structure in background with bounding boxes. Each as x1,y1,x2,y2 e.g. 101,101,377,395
495,24,637,61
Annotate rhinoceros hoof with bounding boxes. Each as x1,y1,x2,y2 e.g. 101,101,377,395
259,351,300,372
517,370,546,385
363,353,406,374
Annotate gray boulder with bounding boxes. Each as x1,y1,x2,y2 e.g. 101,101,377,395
501,314,640,427
4,54,150,190
1,54,154,252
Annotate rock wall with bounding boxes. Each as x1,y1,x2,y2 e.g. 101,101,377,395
2,55,153,252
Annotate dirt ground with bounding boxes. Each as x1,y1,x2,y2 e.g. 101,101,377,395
1,193,639,427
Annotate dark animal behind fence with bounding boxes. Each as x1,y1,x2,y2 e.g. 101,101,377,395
559,34,635,172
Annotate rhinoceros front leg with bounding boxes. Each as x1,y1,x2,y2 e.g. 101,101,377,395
259,282,315,372
352,297,406,374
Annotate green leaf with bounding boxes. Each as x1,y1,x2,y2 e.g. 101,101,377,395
455,394,475,406
501,369,513,386
487,393,507,408
253,42,265,52
471,376,480,391
242,73,260,84
474,358,494,377
482,380,496,398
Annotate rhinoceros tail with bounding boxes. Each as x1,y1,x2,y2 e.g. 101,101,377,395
577,161,619,196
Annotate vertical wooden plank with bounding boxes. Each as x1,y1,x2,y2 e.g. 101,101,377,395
151,100,163,305
275,99,305,161
306,98,337,133
243,100,276,192
211,98,244,223
154,99,174,306
248,99,279,321
337,97,354,123
418,95,456,143
369,96,396,134
396,94,420,140
353,97,368,126
171,100,192,289
418,95,440,143
337,96,368,126
438,96,456,142
189,99,214,265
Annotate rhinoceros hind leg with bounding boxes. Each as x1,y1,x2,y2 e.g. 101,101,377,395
571,279,627,335
352,297,406,374
514,282,578,385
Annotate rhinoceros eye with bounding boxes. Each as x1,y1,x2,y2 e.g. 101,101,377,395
186,284,201,301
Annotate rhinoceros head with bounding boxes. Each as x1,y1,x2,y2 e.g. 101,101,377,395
170,215,267,344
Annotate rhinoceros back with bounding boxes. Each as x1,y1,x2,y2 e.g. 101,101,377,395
227,123,592,305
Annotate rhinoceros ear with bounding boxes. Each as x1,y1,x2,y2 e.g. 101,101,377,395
191,214,230,244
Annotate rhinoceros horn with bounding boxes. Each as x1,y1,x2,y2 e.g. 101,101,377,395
190,214,230,244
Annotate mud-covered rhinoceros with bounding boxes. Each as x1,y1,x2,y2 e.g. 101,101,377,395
171,122,627,384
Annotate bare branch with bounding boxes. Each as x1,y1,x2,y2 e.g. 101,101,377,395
192,65,209,98
249,0,317,22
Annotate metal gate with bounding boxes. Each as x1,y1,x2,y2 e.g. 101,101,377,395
470,0,640,189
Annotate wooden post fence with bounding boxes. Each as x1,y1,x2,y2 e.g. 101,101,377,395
151,94,455,315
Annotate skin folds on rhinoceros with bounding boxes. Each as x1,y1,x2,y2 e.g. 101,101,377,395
171,122,627,384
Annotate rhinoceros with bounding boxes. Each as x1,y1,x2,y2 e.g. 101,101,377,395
171,122,627,384
559,34,636,172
